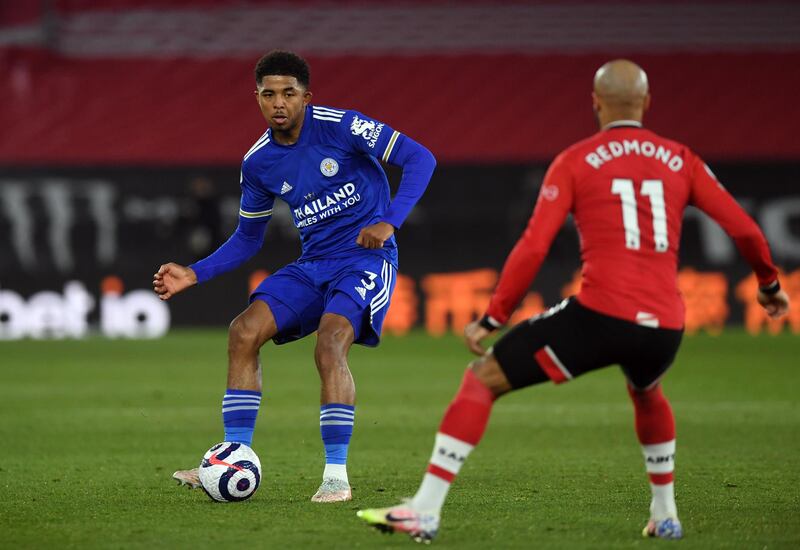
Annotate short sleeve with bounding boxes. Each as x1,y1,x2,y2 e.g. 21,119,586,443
337,110,403,163
238,163,275,221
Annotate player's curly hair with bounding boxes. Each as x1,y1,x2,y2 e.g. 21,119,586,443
254,50,310,88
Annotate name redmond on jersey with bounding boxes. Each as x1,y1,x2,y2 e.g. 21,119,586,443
294,182,361,228
584,139,684,172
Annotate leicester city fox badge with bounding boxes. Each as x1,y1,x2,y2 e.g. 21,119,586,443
320,158,339,177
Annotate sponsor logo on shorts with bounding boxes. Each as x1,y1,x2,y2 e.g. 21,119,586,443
280,181,293,194
355,286,367,300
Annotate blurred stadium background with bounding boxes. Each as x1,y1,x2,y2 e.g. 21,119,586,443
1,0,799,338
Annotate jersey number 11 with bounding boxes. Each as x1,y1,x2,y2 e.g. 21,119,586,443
611,178,668,253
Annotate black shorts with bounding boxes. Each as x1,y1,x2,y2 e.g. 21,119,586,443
491,297,683,390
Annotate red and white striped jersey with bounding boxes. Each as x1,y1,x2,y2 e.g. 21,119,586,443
486,122,778,330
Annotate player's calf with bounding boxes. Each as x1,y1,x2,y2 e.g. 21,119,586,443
404,366,499,515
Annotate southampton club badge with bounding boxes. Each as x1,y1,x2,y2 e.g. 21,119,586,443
320,157,339,177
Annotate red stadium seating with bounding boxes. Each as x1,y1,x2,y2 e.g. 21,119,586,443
1,1,798,164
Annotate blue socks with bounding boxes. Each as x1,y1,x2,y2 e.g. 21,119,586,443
222,389,262,446
220,393,353,477
320,403,355,473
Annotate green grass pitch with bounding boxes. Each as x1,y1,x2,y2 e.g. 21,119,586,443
1,330,798,549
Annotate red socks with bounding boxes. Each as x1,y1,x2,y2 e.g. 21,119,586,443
628,383,676,485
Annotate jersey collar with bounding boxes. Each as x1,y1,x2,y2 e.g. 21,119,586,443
603,120,643,130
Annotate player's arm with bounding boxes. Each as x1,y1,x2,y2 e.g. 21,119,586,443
688,156,789,318
341,111,436,248
153,169,272,300
465,156,574,355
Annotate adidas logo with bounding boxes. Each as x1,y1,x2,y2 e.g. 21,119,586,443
280,181,293,194
355,287,366,300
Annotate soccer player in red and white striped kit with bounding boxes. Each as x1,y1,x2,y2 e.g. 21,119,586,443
358,59,790,542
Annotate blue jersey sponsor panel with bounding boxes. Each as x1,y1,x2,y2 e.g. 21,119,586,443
240,105,402,265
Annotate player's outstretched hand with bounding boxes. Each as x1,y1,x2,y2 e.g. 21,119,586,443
153,262,198,301
757,288,790,319
356,221,395,249
464,320,492,356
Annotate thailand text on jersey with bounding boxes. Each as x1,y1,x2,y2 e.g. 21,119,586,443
486,121,778,330
239,105,404,263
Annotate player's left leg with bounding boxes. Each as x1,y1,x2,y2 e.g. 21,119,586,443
311,312,357,502
310,257,398,502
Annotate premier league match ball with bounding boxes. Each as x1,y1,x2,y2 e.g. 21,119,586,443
198,442,262,502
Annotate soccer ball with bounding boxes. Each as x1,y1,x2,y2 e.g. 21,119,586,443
198,442,262,502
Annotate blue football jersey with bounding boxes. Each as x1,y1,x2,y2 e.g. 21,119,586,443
238,105,404,264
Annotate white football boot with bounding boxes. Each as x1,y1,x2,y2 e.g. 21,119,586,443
311,477,352,502
172,467,201,489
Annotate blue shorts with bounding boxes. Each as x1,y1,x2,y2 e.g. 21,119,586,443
250,255,397,347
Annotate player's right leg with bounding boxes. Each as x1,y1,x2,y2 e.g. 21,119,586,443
620,327,683,539
628,382,682,539
359,299,592,542
173,300,279,488
357,352,509,542
360,326,580,542
630,382,682,540
310,256,398,503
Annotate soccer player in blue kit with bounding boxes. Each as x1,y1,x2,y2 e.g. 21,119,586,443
153,51,436,502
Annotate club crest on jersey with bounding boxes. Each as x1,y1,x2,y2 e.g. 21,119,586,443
320,158,339,177
541,184,559,201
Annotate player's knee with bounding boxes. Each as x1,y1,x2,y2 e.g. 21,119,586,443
228,314,263,354
314,322,351,370
468,354,511,398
